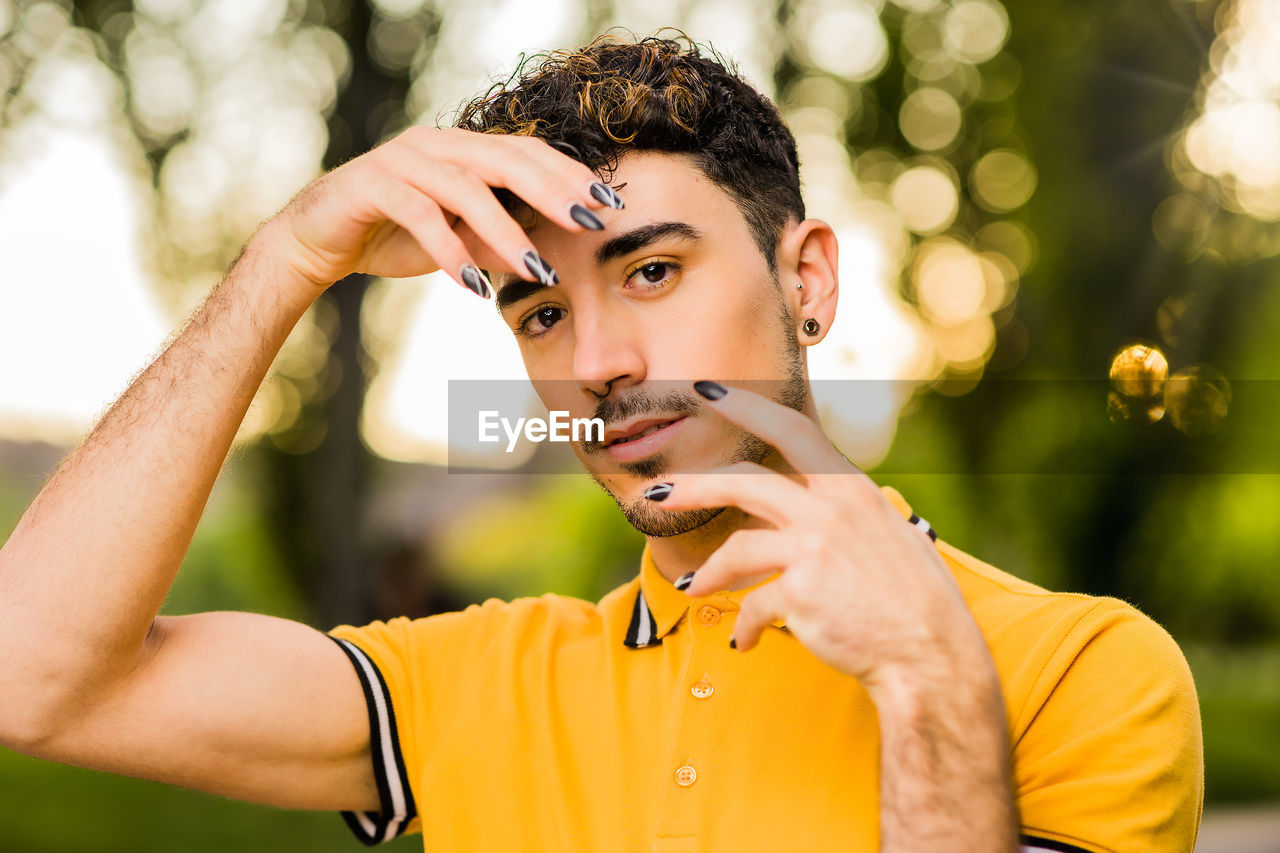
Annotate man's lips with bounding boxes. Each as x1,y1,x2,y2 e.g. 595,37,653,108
603,416,684,447
602,416,689,462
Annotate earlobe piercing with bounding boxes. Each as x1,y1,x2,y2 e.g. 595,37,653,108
803,318,821,336
796,282,804,290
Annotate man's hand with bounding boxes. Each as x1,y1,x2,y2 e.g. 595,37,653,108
654,381,978,686
264,126,622,292
650,381,1019,850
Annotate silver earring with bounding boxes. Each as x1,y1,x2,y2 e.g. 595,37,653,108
796,282,804,290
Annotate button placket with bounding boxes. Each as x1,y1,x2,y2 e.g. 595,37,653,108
655,593,736,842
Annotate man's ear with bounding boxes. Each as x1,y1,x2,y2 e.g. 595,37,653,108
776,219,838,345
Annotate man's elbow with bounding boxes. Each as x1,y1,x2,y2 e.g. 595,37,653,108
0,633,149,757
0,679,75,756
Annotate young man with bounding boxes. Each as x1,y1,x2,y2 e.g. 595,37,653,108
0,35,1201,852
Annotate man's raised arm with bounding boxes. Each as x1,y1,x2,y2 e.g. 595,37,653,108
0,127,618,809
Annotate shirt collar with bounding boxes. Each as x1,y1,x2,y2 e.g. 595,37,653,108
623,486,935,649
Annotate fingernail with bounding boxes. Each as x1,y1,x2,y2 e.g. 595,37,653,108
675,571,695,591
693,380,728,400
459,265,492,299
569,203,604,231
589,181,625,209
522,250,559,287
642,482,673,502
729,636,737,649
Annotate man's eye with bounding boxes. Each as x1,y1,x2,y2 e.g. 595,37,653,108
627,261,677,289
518,305,564,338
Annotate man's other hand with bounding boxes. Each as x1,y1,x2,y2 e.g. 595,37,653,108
262,127,622,295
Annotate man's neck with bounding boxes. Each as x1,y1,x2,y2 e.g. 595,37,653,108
643,448,796,589
645,506,757,587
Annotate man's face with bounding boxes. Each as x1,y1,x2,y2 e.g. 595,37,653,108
495,151,807,536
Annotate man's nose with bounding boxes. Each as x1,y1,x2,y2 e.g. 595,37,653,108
573,304,645,400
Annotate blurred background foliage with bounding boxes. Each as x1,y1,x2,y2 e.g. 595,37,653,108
1,0,1279,849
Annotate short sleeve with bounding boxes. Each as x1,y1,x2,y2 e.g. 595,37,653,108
327,600,533,846
328,631,419,845
1013,602,1204,853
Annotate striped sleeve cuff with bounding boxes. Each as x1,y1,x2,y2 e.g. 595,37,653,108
330,636,418,846
1020,835,1094,853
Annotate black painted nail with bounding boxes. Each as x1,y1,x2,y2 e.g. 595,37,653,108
459,265,492,299
675,571,695,591
729,636,737,649
569,203,604,231
642,482,674,502
522,250,559,287
589,181,625,210
693,380,728,400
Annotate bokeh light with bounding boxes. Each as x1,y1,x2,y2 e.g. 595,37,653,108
891,164,960,233
797,0,889,83
1110,343,1170,399
899,87,963,151
970,148,1036,212
1164,364,1231,438
1170,0,1280,258
941,0,1009,64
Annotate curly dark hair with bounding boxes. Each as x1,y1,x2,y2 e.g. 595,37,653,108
454,33,804,269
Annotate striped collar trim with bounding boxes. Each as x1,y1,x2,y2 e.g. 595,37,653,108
624,585,663,648
624,486,937,649
623,544,688,647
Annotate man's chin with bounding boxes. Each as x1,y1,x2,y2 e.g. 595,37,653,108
615,452,673,482
583,431,776,537
618,502,726,537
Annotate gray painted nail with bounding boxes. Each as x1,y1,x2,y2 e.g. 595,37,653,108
522,250,559,287
459,265,492,299
569,203,604,230
589,181,625,210
642,482,674,502
693,380,728,400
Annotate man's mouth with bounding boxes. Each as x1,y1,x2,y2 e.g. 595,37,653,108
607,420,677,446
602,416,689,461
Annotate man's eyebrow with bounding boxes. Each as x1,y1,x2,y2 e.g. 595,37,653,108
494,222,704,314
595,221,703,266
494,276,547,313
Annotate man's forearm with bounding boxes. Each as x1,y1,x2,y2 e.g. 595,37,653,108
871,654,1019,852
0,227,315,742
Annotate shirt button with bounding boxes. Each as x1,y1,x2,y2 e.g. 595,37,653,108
697,605,721,626
675,765,698,787
691,679,714,699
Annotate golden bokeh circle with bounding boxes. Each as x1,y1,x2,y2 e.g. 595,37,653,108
1164,365,1231,438
1109,344,1169,398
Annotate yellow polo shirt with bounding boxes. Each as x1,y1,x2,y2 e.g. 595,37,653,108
328,487,1203,852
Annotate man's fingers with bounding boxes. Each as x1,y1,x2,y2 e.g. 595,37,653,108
692,382,860,483
684,529,791,597
733,583,788,653
404,128,620,238
507,134,626,210
651,462,821,529
364,173,479,288
381,144,541,283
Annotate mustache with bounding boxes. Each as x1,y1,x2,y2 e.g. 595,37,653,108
581,388,702,454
